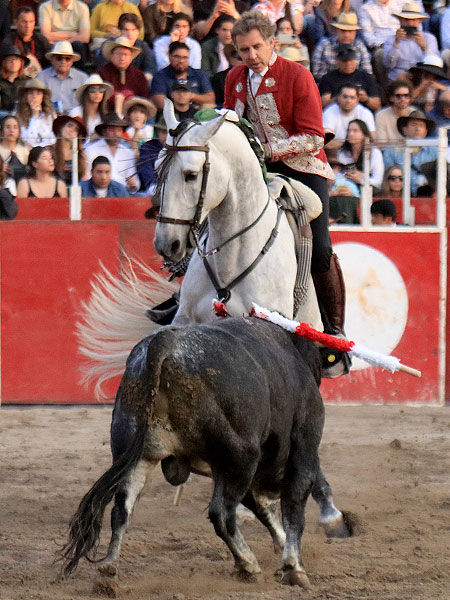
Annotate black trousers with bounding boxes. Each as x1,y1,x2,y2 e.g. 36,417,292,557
266,161,333,274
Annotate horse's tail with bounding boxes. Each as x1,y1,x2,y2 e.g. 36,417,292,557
77,255,179,399
59,420,148,576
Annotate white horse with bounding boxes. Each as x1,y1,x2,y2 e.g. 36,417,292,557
154,100,323,327
77,100,350,539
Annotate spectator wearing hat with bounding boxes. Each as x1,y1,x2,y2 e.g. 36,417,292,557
383,109,437,195
90,0,144,50
36,41,88,114
358,0,426,51
0,47,31,113
51,115,87,185
16,79,57,146
142,0,193,46
312,13,372,81
138,114,167,195
0,115,30,184
170,80,198,120
38,0,90,67
318,46,381,111
211,43,242,107
80,155,129,197
99,36,150,100
323,84,376,149
16,146,68,199
407,54,448,113
375,79,416,143
1,7,52,77
123,97,156,153
427,89,450,141
370,199,397,225
312,0,352,43
383,2,439,80
85,112,139,191
69,74,114,140
200,15,236,78
151,41,215,110
154,13,202,71
95,14,156,80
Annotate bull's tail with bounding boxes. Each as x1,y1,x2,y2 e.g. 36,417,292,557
77,254,179,399
59,421,148,576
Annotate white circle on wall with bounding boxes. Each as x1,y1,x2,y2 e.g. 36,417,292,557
334,242,409,371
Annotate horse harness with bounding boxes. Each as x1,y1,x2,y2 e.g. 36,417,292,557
155,119,285,304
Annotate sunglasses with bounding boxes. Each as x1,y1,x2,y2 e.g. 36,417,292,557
388,175,403,181
55,55,73,61
88,86,106,93
393,93,411,98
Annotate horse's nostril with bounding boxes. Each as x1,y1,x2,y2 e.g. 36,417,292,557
171,240,181,256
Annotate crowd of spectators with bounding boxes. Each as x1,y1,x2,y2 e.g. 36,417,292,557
0,0,450,220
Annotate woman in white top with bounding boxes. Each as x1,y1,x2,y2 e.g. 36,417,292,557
15,79,56,147
69,74,113,142
0,115,30,184
337,119,384,193
123,96,156,155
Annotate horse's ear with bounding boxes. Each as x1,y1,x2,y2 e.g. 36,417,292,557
163,99,180,132
195,115,226,146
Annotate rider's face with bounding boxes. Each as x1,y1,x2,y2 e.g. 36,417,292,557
234,29,274,74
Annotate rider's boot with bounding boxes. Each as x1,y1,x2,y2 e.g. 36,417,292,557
312,253,351,377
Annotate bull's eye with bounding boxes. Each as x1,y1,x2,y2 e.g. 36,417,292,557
184,172,198,183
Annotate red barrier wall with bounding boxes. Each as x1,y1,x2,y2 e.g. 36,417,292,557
0,198,446,405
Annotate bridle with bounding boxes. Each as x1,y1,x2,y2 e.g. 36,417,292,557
155,119,284,303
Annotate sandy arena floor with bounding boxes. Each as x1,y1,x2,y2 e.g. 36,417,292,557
0,404,449,600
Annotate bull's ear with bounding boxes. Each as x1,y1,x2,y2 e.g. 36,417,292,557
194,115,226,146
163,98,179,132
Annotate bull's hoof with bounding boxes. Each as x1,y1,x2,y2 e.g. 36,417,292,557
97,562,118,578
92,576,119,597
320,510,358,538
233,568,262,583
276,568,311,589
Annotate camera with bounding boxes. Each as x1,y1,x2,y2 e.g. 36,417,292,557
277,33,298,45
344,163,357,172
404,25,418,35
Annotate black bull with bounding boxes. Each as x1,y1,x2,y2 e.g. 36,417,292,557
61,317,346,588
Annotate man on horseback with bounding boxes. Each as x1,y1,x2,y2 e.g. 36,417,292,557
224,11,347,343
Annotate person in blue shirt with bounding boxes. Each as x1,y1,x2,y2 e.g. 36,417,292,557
383,110,437,196
80,155,129,197
150,41,215,111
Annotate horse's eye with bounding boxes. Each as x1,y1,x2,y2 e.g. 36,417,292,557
184,173,198,183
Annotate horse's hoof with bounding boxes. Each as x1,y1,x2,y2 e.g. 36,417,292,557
276,568,311,589
97,562,118,578
92,576,119,597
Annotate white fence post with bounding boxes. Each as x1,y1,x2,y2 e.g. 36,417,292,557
70,136,81,221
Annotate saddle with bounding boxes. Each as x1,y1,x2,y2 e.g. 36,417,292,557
267,175,322,314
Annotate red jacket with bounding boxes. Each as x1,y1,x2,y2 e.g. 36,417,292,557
224,55,333,179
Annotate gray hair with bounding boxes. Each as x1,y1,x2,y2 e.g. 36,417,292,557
231,11,276,45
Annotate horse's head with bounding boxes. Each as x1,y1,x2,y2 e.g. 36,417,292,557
154,100,228,263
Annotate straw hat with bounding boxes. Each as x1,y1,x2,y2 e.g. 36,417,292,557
0,45,30,66
102,36,142,62
279,46,303,62
392,2,429,19
52,115,87,138
18,78,52,99
45,40,81,62
409,54,446,78
397,109,436,135
123,96,157,119
331,12,362,31
75,73,113,104
95,112,129,136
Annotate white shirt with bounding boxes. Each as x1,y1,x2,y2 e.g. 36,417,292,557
94,186,108,197
69,105,102,139
249,66,268,96
323,103,376,142
18,112,57,146
154,35,202,71
84,139,140,189
217,41,228,73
